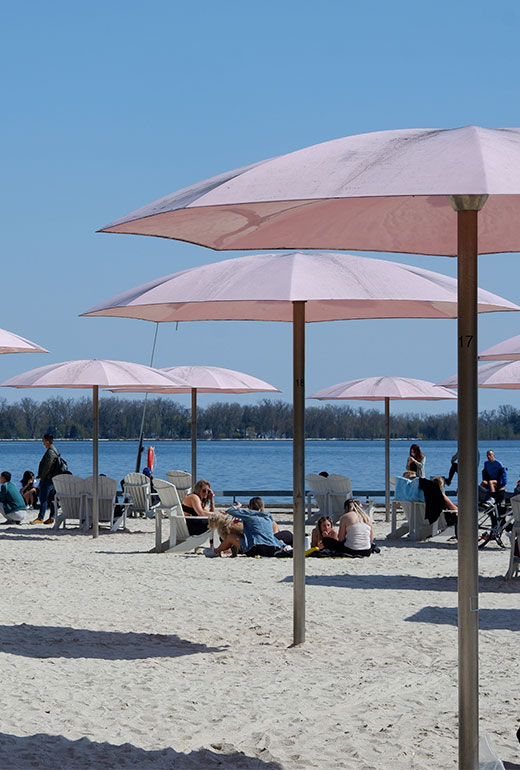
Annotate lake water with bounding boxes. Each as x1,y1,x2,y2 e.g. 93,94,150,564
2,439,520,501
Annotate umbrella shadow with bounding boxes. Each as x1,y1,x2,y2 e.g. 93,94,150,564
0,532,57,542
281,573,520,594
0,732,283,769
404,606,520,631
0,624,227,660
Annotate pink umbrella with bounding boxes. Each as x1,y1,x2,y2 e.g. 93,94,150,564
308,377,457,518
479,335,520,361
440,360,520,389
98,126,520,767
0,360,190,537
82,250,517,650
0,327,48,354
109,365,281,481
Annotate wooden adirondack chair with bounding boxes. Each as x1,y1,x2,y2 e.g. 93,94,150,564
53,475,87,530
152,478,210,553
165,470,192,499
84,475,126,532
123,472,159,518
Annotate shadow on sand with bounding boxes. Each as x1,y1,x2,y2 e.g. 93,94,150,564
281,572,520,594
405,605,520,631
0,624,227,660
0,732,283,769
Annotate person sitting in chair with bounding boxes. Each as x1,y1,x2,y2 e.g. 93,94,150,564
182,479,215,535
480,449,507,511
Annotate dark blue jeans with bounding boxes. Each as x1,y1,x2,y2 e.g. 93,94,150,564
38,478,55,520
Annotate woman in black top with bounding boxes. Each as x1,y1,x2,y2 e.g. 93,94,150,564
182,479,215,535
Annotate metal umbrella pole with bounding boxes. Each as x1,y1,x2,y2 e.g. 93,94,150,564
450,195,487,770
293,301,306,645
191,387,197,483
384,396,390,522
135,323,160,472
92,385,99,538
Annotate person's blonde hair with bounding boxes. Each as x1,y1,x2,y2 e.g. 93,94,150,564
344,498,371,524
432,476,445,490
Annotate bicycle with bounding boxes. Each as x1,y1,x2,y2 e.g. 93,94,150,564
477,498,513,549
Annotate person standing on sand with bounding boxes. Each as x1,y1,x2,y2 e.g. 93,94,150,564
32,434,59,525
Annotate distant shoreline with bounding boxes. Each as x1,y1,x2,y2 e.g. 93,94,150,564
0,437,447,442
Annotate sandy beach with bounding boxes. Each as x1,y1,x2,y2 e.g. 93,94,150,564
0,512,519,770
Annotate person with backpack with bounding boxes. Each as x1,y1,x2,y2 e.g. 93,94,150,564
32,434,59,525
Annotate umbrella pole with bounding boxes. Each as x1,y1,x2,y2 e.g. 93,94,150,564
385,397,390,522
92,385,99,539
191,388,197,483
450,197,487,770
293,301,306,645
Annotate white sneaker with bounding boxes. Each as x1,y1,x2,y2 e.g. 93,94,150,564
203,548,220,558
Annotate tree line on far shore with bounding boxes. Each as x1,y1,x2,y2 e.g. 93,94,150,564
1,396,519,441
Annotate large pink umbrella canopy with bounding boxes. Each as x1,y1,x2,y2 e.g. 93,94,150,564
83,251,518,321
0,360,190,537
440,360,520,389
479,334,520,361
99,126,520,256
98,126,520,767
109,365,281,480
0,327,48,354
308,376,457,516
82,250,518,654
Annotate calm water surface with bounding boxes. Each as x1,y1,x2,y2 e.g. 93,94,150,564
2,439,519,501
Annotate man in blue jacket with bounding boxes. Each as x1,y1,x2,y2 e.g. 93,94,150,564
481,449,508,510
0,471,27,524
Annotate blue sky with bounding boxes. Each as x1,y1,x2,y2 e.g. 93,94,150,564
2,0,520,415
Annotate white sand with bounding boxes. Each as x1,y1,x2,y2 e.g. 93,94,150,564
0,513,519,770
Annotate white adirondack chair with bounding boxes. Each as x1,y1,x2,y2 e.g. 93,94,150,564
506,496,520,579
305,474,330,523
53,475,87,530
152,478,211,553
326,474,353,521
305,473,353,523
84,475,126,532
166,470,192,499
123,472,159,518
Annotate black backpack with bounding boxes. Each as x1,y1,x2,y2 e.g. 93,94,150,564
52,453,70,477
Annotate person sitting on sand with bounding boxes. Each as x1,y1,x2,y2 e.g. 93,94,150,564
248,497,293,546
321,499,374,557
0,471,27,525
205,497,285,557
20,470,38,509
182,479,215,535
311,516,338,549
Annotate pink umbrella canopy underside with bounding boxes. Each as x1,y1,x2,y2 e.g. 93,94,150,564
108,365,281,394
99,126,520,255
0,359,190,389
0,327,48,354
309,376,457,401
82,251,520,324
479,334,520,361
439,360,520,390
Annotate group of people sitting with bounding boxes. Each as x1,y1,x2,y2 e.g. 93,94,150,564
178,477,379,559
